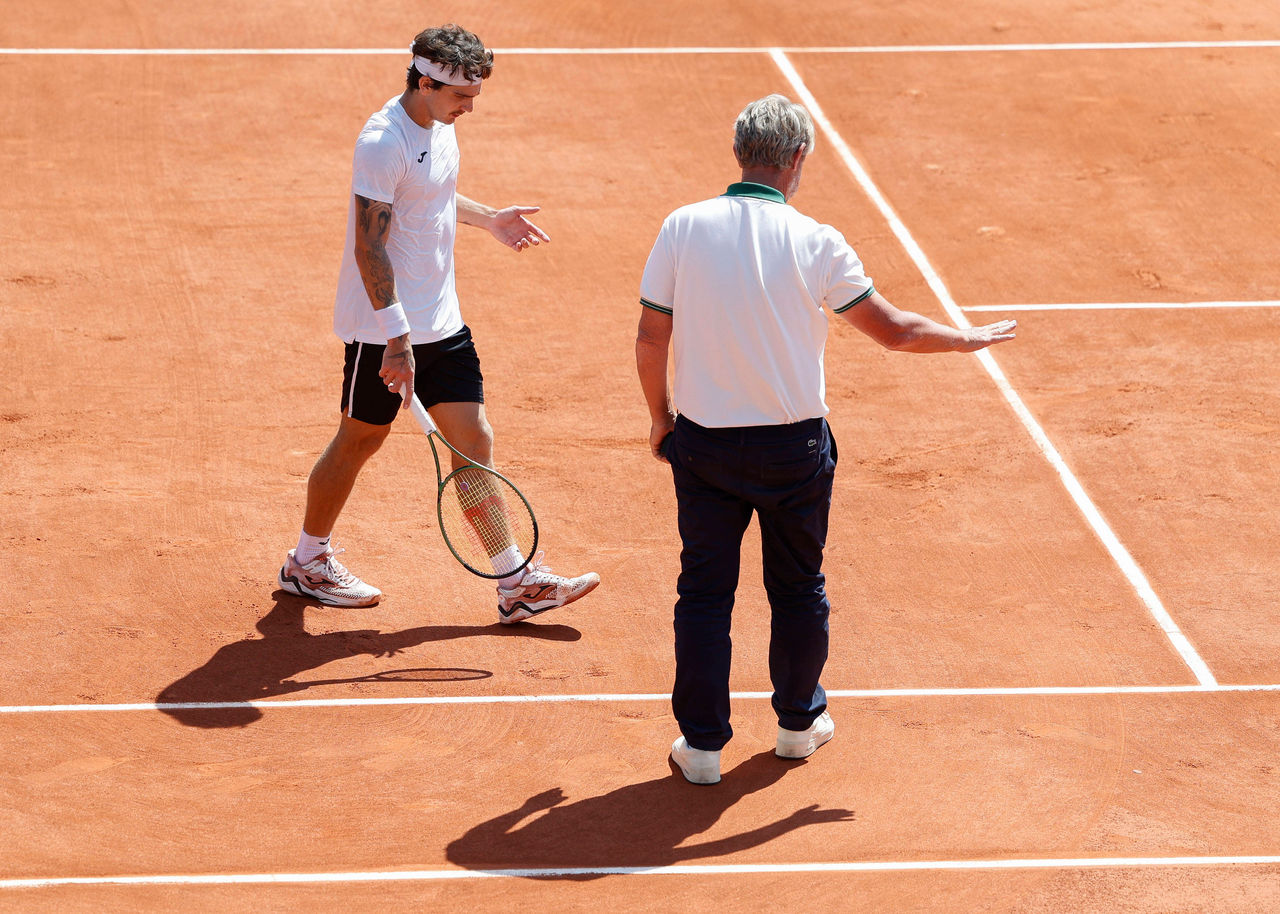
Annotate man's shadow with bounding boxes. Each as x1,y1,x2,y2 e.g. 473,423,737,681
156,593,580,728
446,751,853,878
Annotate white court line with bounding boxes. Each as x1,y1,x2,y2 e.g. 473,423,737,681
5,683,1280,715
5,855,1280,888
966,300,1280,312
769,49,1217,687
2,39,1279,55
782,40,1280,53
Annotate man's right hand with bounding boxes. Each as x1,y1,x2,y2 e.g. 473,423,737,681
379,335,415,408
649,416,676,463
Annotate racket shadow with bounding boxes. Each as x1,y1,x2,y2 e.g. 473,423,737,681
156,593,581,729
445,750,854,877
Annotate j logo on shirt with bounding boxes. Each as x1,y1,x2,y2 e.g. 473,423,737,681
417,150,428,163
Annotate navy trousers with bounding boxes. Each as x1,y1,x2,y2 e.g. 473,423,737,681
665,414,837,751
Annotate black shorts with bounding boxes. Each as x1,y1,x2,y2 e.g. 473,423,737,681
341,326,485,426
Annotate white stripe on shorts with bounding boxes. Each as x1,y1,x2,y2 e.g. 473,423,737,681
346,341,364,418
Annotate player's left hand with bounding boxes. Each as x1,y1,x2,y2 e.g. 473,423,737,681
490,205,550,252
957,319,1018,350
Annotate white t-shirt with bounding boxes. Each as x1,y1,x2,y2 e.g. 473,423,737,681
639,183,875,427
333,96,465,344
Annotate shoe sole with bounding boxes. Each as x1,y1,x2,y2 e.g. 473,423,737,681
278,568,381,608
498,577,600,624
674,764,720,785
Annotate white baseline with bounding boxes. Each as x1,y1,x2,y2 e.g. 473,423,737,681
5,683,1280,715
4,855,1280,888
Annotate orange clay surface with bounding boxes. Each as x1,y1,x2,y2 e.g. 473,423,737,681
2,1,1279,912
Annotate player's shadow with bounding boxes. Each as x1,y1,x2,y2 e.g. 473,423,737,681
445,751,853,878
156,593,580,729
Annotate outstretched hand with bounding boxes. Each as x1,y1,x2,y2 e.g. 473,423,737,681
490,205,551,252
957,319,1017,351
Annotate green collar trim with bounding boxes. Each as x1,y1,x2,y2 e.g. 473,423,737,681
724,182,786,203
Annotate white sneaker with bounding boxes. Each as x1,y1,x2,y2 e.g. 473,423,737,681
497,551,599,624
670,736,721,785
776,711,835,759
278,547,381,607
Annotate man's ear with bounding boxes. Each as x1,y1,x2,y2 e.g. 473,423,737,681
790,144,807,169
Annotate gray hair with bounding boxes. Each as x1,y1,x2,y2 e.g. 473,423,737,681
733,94,816,169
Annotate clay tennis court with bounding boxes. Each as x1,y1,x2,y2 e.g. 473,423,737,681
3,1,1279,910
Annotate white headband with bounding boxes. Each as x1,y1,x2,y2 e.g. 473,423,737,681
411,52,482,87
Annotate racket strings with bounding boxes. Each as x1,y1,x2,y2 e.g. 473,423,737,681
440,465,535,575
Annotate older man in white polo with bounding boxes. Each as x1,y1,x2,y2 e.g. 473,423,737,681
636,94,1016,784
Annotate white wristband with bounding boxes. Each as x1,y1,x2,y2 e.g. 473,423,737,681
374,302,411,340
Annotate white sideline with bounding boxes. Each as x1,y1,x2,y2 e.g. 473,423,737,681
5,855,1280,888
768,48,1217,686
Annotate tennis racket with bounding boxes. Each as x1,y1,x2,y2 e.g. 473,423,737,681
402,389,539,579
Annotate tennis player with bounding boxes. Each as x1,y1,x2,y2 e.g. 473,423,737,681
280,24,599,622
636,94,1016,784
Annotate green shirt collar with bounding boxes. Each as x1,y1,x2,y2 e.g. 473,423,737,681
724,182,786,203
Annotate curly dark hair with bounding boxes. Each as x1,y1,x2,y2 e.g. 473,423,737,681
407,24,494,91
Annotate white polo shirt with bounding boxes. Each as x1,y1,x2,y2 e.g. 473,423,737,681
333,95,465,345
639,182,875,428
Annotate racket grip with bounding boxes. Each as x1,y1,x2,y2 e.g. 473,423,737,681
402,386,438,435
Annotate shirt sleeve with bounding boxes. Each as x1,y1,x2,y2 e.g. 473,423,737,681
350,128,404,205
823,228,876,313
639,218,676,314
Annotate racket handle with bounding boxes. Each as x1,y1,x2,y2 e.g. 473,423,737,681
401,386,438,435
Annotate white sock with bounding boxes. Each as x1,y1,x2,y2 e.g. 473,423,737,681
296,531,331,564
494,545,526,588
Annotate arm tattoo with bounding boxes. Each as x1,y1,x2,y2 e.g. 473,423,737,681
356,194,392,239
354,194,397,309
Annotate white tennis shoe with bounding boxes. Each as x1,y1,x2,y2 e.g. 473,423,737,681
278,546,381,607
776,711,835,759
497,551,599,624
670,736,721,785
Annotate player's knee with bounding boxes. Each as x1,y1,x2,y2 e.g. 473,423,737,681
455,423,494,465
334,420,392,460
